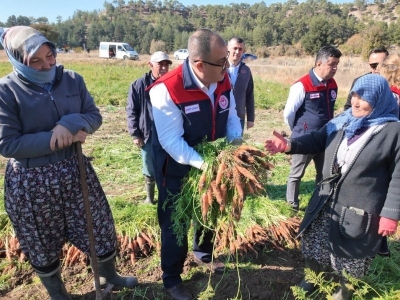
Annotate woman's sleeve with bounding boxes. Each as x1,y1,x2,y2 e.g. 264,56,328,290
287,126,328,155
0,92,54,158
56,74,102,134
381,134,400,220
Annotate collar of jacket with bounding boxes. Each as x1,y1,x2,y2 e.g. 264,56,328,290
309,68,330,87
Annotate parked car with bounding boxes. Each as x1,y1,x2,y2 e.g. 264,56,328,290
174,49,189,60
241,53,258,60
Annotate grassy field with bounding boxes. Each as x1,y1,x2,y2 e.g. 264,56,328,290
0,54,399,299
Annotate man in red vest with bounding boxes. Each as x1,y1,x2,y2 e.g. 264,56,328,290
149,29,242,300
283,45,342,211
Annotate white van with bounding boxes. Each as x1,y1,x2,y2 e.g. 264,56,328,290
99,42,139,60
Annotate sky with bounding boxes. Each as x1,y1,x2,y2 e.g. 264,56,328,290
1,0,345,24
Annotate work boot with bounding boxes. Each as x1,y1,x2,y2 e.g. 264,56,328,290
144,176,155,204
96,253,138,289
298,259,320,294
36,267,72,300
332,278,354,300
166,283,192,300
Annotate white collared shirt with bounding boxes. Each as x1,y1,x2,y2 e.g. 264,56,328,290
283,69,324,130
227,62,240,86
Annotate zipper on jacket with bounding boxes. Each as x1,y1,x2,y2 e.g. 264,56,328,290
181,111,192,126
326,87,332,120
211,96,217,140
48,92,61,119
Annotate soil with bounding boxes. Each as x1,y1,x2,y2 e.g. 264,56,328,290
0,244,305,300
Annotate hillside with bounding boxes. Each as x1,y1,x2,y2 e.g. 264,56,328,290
1,0,400,57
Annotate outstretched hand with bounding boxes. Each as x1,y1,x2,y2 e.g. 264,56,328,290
378,217,398,236
264,131,288,155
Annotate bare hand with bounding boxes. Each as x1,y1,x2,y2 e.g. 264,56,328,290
50,125,73,150
247,121,254,129
73,130,88,144
133,138,144,148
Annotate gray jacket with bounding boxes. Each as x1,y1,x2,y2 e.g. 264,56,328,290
231,61,254,122
290,123,400,258
0,66,102,168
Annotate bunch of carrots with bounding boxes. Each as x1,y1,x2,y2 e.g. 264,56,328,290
117,231,159,265
1,230,159,271
197,143,274,222
171,139,280,253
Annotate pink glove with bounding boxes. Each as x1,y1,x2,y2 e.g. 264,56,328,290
264,131,288,155
378,217,398,236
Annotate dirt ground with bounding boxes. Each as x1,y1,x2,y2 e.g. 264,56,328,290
0,244,304,300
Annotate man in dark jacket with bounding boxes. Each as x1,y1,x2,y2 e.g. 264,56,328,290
227,37,255,135
126,51,172,204
283,45,342,210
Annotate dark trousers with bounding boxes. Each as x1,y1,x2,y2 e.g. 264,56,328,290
286,152,324,206
156,175,214,289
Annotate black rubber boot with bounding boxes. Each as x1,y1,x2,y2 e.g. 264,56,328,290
97,253,138,289
36,266,72,300
332,278,354,300
298,259,320,294
144,176,155,205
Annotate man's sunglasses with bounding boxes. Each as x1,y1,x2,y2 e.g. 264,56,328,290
194,52,230,70
370,63,379,69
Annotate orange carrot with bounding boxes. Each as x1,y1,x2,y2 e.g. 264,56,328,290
127,241,133,252
136,236,149,256
122,235,129,251
140,232,155,248
215,161,227,185
65,245,75,266
238,145,267,157
19,251,26,263
206,187,213,206
69,247,81,266
201,192,209,221
198,171,207,192
246,181,255,195
211,181,224,205
235,165,258,183
132,239,140,256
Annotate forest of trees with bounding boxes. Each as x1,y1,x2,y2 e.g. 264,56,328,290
1,0,400,57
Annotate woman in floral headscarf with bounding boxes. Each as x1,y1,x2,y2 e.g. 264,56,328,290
265,74,400,300
0,26,138,299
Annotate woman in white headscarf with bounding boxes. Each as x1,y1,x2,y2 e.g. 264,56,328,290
265,74,400,300
0,26,138,299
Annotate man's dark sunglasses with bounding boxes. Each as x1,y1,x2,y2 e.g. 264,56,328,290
370,63,379,69
194,52,230,70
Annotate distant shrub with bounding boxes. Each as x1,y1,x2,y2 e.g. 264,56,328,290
254,46,270,58
340,34,363,55
149,40,166,54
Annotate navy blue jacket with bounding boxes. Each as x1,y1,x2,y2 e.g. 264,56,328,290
291,70,337,138
126,71,155,143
